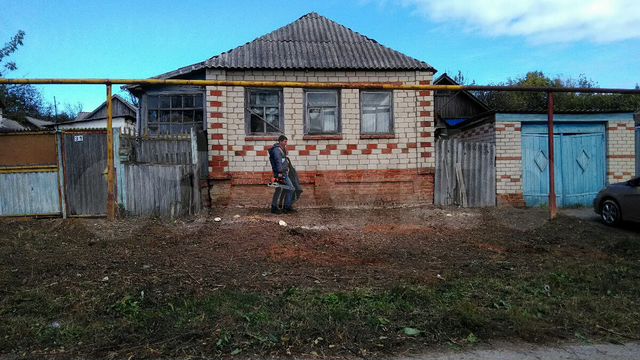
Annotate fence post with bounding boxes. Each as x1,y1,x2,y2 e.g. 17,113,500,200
190,128,201,213
56,130,67,219
106,84,116,220
113,128,126,214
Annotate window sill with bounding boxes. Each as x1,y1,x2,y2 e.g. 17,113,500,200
360,134,395,139
303,135,343,140
245,136,280,141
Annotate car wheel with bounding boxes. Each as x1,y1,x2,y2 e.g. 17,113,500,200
600,199,621,226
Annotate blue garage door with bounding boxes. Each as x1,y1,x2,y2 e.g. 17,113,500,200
522,123,606,207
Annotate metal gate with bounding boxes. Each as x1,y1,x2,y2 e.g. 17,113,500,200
435,139,496,207
522,123,606,207
61,130,108,216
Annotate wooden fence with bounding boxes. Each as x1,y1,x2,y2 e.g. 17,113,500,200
1,128,202,218
117,129,202,217
435,138,496,207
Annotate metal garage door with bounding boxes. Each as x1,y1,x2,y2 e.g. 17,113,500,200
522,123,606,207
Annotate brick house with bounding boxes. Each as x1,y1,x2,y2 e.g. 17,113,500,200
449,111,636,207
128,13,438,207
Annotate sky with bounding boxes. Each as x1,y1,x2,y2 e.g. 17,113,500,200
1,0,639,113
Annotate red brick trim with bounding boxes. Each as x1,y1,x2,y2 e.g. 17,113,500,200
210,123,223,129
302,135,344,140
209,101,223,107
245,136,279,141
209,112,223,118
209,90,222,96
360,134,395,139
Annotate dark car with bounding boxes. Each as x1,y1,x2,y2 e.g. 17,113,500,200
593,177,640,225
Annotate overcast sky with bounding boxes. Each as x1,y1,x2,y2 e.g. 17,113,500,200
1,0,639,112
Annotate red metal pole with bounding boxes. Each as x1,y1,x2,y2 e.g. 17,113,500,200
547,92,557,220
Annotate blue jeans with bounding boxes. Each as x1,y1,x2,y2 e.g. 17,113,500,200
271,176,294,209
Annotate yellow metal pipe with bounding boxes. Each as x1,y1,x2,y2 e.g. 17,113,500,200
1,78,639,94
106,84,116,221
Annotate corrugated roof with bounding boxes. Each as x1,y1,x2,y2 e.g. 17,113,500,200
155,12,435,79
0,117,27,132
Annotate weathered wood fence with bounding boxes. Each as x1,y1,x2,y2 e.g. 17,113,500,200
0,128,203,218
435,139,496,207
117,129,202,217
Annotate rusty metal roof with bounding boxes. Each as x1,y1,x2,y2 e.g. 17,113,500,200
155,13,435,79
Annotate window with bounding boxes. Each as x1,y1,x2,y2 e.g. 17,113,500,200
305,90,340,134
246,88,283,134
146,93,204,134
361,91,393,134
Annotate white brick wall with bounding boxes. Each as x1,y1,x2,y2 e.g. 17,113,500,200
495,122,522,195
607,121,636,183
205,69,435,177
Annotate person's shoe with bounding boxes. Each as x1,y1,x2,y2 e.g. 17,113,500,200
270,207,282,214
284,208,297,214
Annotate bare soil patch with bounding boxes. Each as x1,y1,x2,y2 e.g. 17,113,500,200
1,206,639,358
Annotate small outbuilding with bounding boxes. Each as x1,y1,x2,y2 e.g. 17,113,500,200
450,111,636,207
56,95,137,132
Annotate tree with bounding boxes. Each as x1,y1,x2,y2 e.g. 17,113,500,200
0,30,24,77
473,71,640,112
0,30,47,122
452,70,476,86
0,31,80,123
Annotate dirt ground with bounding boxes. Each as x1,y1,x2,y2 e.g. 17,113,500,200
1,205,639,358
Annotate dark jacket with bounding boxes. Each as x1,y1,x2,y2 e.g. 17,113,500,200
269,143,288,176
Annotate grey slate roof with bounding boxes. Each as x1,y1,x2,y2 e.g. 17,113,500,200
64,95,136,124
156,12,435,79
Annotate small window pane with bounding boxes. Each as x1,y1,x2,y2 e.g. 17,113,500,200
194,109,203,122
147,96,158,109
169,111,182,123
323,108,336,132
148,110,158,123
308,92,337,106
183,95,194,108
194,94,203,108
159,110,170,122
182,110,193,123
250,108,265,133
376,110,390,133
159,96,171,108
171,96,182,108
362,111,376,132
363,92,390,106
266,107,279,131
308,108,322,133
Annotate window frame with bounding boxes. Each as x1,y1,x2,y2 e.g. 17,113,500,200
244,88,284,135
304,89,341,135
360,90,394,135
144,92,205,135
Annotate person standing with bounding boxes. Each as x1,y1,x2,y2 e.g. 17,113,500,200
269,135,296,214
